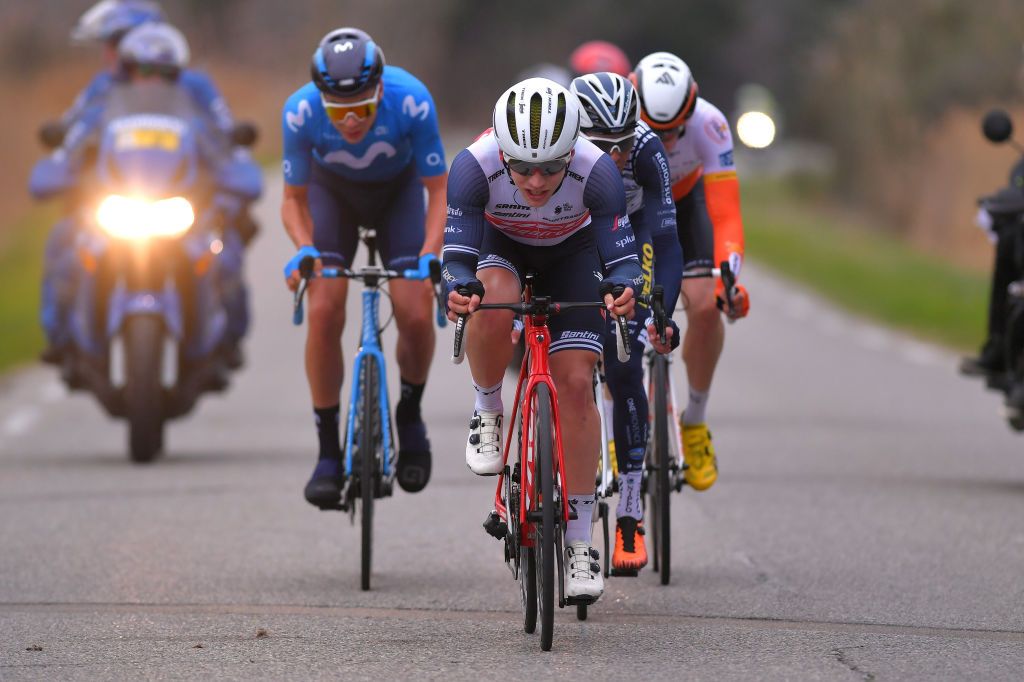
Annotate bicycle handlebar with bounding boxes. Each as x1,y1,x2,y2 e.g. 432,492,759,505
291,254,448,328
451,292,631,365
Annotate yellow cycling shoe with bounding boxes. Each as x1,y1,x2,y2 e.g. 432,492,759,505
679,414,718,491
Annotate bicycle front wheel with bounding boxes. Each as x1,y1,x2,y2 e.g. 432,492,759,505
358,355,381,592
532,383,556,651
651,354,672,586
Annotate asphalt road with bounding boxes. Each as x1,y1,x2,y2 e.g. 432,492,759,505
2,180,1024,680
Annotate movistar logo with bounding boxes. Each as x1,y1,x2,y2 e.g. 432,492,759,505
655,72,675,86
286,99,313,133
402,94,431,121
334,41,354,53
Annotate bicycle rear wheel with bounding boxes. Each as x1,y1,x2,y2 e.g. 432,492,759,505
532,383,556,651
358,355,380,592
651,354,671,585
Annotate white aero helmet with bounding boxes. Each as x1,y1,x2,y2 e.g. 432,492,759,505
630,51,698,130
492,77,586,162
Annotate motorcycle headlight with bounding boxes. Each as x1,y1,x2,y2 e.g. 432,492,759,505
96,195,195,239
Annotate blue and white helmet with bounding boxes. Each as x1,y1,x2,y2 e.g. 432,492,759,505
71,0,164,44
311,27,385,98
118,22,190,74
570,72,638,136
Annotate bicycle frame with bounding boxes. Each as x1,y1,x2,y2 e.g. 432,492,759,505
343,284,394,480
494,296,572,548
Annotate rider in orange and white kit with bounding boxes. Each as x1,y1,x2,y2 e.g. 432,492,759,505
631,51,750,492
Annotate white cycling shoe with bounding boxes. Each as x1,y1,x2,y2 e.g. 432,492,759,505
466,410,503,475
565,541,604,602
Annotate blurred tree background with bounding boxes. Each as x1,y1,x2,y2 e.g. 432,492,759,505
0,0,1022,267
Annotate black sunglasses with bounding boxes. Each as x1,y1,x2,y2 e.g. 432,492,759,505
505,157,570,176
584,132,636,156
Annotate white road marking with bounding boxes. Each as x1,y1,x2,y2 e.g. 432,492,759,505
38,381,65,403
2,406,40,437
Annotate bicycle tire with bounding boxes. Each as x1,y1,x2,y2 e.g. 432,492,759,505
359,355,380,592
533,383,556,651
652,354,671,586
514,457,536,633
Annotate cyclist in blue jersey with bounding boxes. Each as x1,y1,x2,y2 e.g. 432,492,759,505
571,72,682,574
281,28,448,506
443,78,640,602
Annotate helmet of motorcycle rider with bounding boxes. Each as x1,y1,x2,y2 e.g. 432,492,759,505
492,77,587,163
570,40,631,78
118,22,190,79
71,0,164,45
311,27,386,98
570,72,638,136
630,51,699,131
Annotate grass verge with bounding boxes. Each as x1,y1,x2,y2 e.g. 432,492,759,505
0,207,54,373
743,180,988,351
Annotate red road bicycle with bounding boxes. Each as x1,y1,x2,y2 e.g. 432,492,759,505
455,275,629,651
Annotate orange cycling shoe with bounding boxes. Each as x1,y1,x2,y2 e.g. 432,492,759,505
613,516,648,572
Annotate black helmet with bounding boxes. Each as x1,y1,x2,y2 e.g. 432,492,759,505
310,27,385,97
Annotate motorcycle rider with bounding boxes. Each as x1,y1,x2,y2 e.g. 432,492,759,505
34,23,256,363
42,1,255,365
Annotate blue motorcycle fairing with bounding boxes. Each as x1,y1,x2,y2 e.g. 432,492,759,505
106,283,183,340
217,152,263,201
97,114,199,192
30,154,79,200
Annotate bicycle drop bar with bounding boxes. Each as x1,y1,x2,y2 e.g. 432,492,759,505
291,254,448,328
647,285,668,347
451,295,631,365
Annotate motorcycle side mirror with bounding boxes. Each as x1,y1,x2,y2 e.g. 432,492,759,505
231,122,258,148
982,109,1013,144
39,121,66,149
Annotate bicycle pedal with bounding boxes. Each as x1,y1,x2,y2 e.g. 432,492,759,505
609,567,639,577
565,595,598,606
483,510,508,541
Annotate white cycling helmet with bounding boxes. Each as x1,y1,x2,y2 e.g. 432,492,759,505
118,22,190,75
630,51,698,130
492,77,586,162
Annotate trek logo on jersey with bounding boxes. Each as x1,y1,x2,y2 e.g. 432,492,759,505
655,72,675,86
402,94,431,121
705,118,729,144
286,99,313,133
566,169,584,182
487,168,505,183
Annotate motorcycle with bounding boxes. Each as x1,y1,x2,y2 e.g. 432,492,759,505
29,80,261,462
973,109,1024,430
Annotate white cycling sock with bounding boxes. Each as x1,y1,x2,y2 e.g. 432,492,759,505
616,471,644,520
683,387,710,426
565,494,596,546
473,380,503,414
